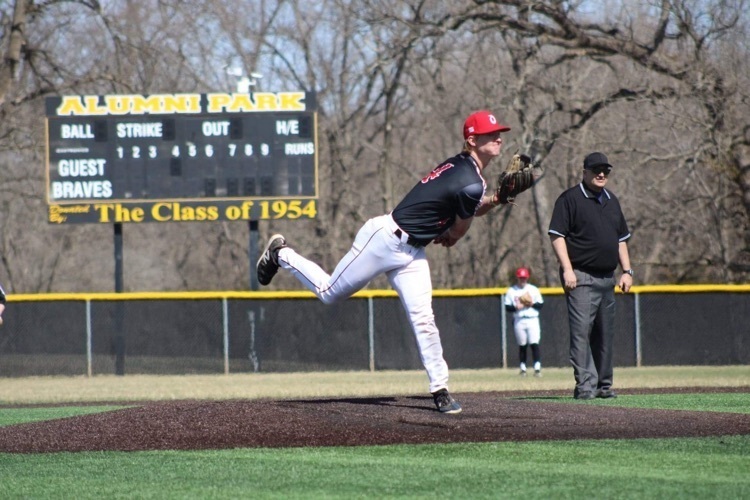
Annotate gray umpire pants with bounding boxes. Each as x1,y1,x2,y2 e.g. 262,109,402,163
562,269,617,396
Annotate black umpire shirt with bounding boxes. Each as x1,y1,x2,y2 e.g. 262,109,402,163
548,182,631,274
392,152,485,246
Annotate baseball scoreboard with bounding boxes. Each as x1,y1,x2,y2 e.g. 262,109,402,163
45,92,318,224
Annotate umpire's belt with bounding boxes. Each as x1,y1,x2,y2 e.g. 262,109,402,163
394,228,424,248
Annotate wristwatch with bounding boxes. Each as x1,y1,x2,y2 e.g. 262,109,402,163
623,269,634,276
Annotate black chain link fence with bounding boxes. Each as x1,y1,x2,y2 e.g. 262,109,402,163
0,288,747,377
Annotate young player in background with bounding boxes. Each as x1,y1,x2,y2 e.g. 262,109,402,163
504,267,544,376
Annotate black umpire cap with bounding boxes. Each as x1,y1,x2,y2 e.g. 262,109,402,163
583,152,613,170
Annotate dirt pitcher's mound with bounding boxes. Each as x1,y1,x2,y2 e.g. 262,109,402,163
2,389,749,453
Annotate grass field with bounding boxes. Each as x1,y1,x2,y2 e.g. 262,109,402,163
1,366,749,499
1,365,747,404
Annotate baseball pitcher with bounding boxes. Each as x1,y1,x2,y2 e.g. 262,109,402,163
257,110,537,414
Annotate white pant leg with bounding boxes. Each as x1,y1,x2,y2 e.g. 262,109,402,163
279,215,407,304
527,318,541,344
513,320,529,346
514,318,541,345
387,252,450,393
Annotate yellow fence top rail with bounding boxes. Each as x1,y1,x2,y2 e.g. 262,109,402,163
7,284,750,302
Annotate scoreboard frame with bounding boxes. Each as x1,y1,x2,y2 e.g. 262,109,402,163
45,92,319,224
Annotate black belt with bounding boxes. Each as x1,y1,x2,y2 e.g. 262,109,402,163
394,228,424,247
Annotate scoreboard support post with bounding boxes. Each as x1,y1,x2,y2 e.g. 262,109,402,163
249,220,259,290
114,223,125,375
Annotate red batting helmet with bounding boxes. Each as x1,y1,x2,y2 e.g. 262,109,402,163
516,267,530,279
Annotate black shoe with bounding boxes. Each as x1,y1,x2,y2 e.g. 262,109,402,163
574,390,596,400
519,369,527,377
256,234,287,286
597,389,617,399
432,389,462,414
533,370,542,378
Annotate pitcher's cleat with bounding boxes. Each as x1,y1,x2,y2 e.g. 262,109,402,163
432,389,462,414
257,234,287,286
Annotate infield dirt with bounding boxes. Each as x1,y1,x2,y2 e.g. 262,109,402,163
1,387,748,453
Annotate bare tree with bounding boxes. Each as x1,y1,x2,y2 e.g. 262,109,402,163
0,0,114,292
1,0,748,294
396,0,750,284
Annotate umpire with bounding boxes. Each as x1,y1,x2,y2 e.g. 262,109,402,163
548,152,633,400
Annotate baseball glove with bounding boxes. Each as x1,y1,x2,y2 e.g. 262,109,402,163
519,292,534,307
496,154,535,204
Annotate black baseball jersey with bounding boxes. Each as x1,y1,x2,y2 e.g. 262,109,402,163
548,183,631,273
392,152,486,245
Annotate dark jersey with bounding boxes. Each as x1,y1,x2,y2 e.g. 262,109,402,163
548,183,631,273
392,153,486,245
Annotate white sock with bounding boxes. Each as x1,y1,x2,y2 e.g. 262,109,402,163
534,362,541,371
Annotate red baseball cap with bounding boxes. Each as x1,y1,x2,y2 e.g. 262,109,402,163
516,267,530,279
463,110,511,139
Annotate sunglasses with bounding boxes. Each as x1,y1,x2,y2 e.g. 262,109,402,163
587,166,612,176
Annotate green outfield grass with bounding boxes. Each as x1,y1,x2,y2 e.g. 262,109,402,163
1,434,748,499
0,406,127,427
0,367,748,499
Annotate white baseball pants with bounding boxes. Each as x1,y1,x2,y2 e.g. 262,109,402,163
513,317,541,346
277,214,450,393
